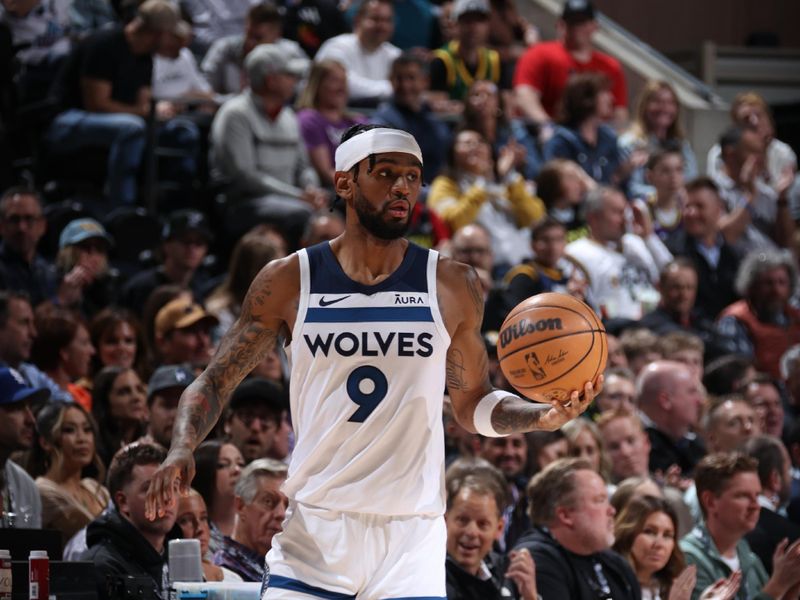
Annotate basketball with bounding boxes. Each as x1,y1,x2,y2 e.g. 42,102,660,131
497,292,607,404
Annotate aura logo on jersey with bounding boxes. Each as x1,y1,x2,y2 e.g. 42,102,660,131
498,318,564,349
304,331,434,357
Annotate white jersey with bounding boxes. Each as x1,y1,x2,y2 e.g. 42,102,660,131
284,242,451,516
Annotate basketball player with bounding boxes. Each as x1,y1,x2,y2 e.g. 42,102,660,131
145,125,598,599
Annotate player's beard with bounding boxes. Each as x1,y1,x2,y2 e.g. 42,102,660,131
353,190,411,240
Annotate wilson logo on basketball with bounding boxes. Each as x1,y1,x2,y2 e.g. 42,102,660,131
498,318,564,348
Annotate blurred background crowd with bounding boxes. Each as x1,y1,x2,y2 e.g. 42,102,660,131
1,0,800,598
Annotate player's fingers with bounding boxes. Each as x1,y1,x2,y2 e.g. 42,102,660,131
145,474,163,521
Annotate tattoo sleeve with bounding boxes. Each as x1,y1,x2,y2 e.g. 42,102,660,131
171,281,279,450
490,396,552,434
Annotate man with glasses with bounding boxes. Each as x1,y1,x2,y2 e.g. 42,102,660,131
213,458,288,581
0,187,56,306
223,378,289,464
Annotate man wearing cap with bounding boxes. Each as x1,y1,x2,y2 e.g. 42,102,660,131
224,378,290,464
514,0,628,138
147,123,597,599
429,0,507,105
314,0,401,105
0,187,57,307
46,0,199,205
0,367,48,528
154,297,218,368
121,209,213,313
140,364,195,449
210,43,327,248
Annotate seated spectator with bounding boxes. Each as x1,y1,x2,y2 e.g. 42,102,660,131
448,223,495,292
210,44,326,247
141,285,192,366
593,367,635,414
428,128,544,272
0,187,56,307
212,458,288,582
281,0,348,59
462,80,541,181
742,374,785,440
740,435,800,573
717,250,800,380
704,396,760,455
296,60,367,189
487,0,538,68
713,126,795,254
29,401,109,542
526,430,569,475
618,328,662,376
300,211,345,248
429,0,505,107
597,410,652,484
613,495,686,600
610,476,666,514
445,469,537,599
206,230,282,336
192,440,244,551
513,0,627,133
657,331,704,382
372,52,451,184
702,354,755,397
501,218,592,317
180,0,256,56
47,0,194,206
175,489,242,581
0,291,71,403
140,364,194,449
154,297,218,369
639,259,728,361
707,92,797,198
479,433,529,550
543,73,622,185
314,0,400,105
0,0,72,102
562,418,608,482
81,443,175,600
91,366,148,466
514,458,640,600
0,366,47,528
666,177,741,319
637,361,706,477
640,146,687,241
782,345,800,421
534,159,595,239
565,186,671,321
224,377,290,464
54,218,118,318
88,308,146,378
618,80,698,201
122,209,214,314
201,3,309,98
680,452,800,600
30,309,95,410
151,20,215,107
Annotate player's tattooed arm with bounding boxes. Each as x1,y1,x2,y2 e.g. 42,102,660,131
490,381,599,433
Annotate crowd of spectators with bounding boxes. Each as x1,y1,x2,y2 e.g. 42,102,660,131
1,0,800,598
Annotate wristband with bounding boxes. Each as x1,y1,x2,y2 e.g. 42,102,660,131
474,390,511,437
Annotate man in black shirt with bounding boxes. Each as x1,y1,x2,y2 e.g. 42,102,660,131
46,0,191,206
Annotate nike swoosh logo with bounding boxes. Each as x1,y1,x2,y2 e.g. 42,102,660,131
319,295,351,307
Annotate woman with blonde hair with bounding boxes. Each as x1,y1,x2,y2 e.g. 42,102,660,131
562,417,610,482
28,402,110,543
296,60,366,188
619,80,698,199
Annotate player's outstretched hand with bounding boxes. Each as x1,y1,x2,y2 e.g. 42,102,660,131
536,376,602,431
144,446,195,521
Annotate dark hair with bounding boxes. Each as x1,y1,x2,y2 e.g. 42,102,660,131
0,290,31,328
247,2,281,24
703,354,754,396
535,160,570,209
390,52,428,76
613,495,686,597
141,284,189,371
646,144,683,171
192,440,224,516
685,175,721,197
338,124,408,182
89,307,146,376
30,309,83,372
207,232,279,313
527,457,592,525
739,435,787,488
659,258,697,287
92,366,147,466
719,126,745,151
695,452,758,517
559,72,610,128
107,442,166,508
531,216,566,241
0,186,42,217
445,457,510,517
526,430,567,477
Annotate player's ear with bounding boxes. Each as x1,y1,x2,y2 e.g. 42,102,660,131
334,171,354,201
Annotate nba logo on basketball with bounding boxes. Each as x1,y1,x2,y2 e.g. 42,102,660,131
524,352,547,381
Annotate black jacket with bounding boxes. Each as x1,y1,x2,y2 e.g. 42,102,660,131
514,527,640,600
445,553,516,600
80,508,166,600
646,426,706,476
746,506,800,573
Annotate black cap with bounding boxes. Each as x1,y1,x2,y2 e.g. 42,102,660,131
162,209,212,242
562,0,595,23
229,378,288,416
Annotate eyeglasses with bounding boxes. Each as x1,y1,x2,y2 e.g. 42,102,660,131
234,411,277,430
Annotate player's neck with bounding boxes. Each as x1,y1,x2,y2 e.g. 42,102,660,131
331,232,408,286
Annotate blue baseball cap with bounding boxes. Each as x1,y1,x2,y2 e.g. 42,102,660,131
0,368,51,406
59,218,113,250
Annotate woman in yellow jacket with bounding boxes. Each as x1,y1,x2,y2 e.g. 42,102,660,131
428,128,544,274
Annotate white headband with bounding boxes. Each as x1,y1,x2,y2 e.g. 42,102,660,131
334,129,423,172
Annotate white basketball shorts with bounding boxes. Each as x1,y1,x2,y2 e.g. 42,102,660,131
262,500,446,600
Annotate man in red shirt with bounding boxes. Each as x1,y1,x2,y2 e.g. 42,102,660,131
513,0,627,137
